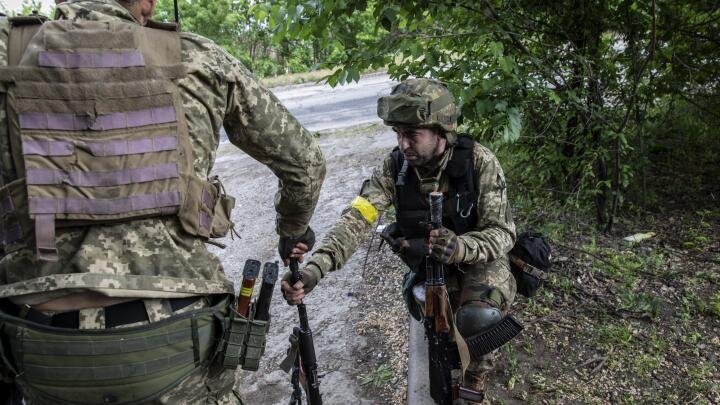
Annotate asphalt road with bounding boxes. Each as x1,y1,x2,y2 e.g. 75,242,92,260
220,72,395,143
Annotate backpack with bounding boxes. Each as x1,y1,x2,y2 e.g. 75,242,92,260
509,232,552,297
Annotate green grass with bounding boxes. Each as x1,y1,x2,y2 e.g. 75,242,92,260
358,363,394,387
709,290,720,318
503,344,520,390
618,286,661,319
595,321,634,350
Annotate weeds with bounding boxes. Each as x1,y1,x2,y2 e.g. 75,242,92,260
618,286,661,318
687,363,717,397
358,363,393,387
708,290,720,318
504,344,520,390
596,321,634,350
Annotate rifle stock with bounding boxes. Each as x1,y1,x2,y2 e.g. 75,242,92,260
434,286,450,333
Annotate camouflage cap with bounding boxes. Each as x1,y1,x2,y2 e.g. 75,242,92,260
377,78,459,142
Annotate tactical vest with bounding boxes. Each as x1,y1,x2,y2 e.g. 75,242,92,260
0,18,234,261
391,135,479,244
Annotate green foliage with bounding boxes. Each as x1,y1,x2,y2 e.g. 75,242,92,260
596,321,634,350
358,363,393,387
618,286,661,319
709,291,720,319
631,329,666,377
687,363,718,397
261,0,720,229
503,344,520,390
3,0,52,16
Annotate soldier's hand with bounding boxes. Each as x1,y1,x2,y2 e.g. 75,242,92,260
281,278,305,305
428,227,465,264
281,265,321,305
279,227,316,265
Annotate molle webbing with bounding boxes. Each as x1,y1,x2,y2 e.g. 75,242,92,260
0,300,226,405
29,192,181,215
26,163,179,186
23,135,179,157
38,50,145,68
19,106,177,131
0,19,201,261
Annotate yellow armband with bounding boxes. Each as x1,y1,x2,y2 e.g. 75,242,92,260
351,196,379,224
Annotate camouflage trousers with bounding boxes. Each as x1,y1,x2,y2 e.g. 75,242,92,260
446,255,517,311
446,256,517,374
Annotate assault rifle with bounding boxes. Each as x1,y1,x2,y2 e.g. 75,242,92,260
288,259,322,405
424,191,456,405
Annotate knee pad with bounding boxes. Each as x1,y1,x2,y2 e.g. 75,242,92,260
455,301,502,338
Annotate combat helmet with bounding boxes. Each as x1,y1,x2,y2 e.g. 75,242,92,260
377,78,460,143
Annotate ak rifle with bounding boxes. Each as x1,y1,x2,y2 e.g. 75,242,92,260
289,259,322,405
425,191,455,405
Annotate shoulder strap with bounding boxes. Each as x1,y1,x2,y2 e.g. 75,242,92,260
7,15,46,66
446,135,476,194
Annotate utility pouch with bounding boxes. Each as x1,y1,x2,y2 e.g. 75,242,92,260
220,304,269,371
208,176,236,239
178,176,236,240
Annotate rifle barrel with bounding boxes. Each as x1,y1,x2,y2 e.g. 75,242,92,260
289,259,322,405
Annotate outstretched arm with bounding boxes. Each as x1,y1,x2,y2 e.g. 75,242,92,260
222,56,326,239
282,156,396,304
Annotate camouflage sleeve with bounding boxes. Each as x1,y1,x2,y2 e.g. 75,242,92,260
306,155,396,277
458,145,516,264
0,17,7,65
220,52,326,237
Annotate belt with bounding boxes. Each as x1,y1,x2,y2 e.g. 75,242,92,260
3,296,201,329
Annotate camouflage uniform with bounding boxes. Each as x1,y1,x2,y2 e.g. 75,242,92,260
307,141,516,363
305,80,516,385
0,1,325,403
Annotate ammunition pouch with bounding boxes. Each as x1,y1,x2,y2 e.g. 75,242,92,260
219,303,269,372
0,297,230,405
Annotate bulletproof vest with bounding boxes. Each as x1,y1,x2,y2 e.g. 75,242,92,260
391,135,478,240
0,18,234,261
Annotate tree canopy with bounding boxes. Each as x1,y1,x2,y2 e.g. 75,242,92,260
262,0,720,230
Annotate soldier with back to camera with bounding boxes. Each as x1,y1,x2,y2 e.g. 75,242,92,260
0,0,324,403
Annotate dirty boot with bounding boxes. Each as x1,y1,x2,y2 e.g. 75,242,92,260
457,369,487,404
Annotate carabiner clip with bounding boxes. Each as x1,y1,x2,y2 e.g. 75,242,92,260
456,194,474,218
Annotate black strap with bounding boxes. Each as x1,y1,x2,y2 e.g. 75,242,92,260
104,300,149,328
191,315,200,365
4,297,201,329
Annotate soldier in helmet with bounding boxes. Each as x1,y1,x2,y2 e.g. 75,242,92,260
282,78,517,402
0,0,324,403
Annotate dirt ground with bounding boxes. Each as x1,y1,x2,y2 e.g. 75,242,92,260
485,208,720,404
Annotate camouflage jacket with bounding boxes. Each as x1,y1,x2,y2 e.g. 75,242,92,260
0,1,326,303
307,141,515,277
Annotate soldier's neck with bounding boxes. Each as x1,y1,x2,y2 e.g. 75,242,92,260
416,147,452,178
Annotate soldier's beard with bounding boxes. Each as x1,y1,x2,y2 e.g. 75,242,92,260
403,136,445,168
